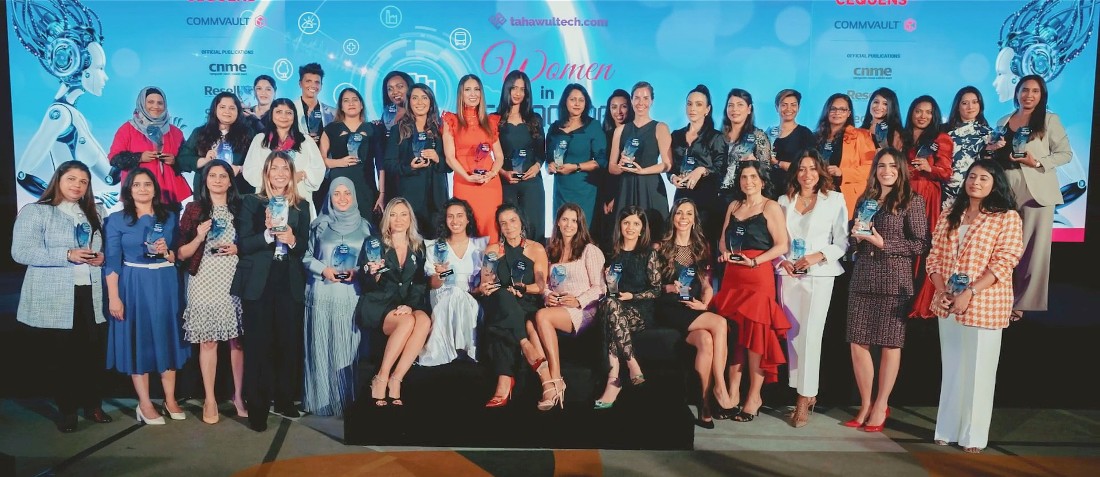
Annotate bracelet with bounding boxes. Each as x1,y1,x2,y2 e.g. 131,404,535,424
967,285,979,296
750,257,758,268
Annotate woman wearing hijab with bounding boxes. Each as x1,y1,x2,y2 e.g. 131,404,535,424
108,86,192,207
302,177,375,416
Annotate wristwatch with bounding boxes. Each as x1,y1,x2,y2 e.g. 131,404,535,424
1033,160,1044,169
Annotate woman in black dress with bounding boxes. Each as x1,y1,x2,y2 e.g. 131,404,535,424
384,83,449,239
592,89,633,246
177,92,255,194
495,70,546,241
768,89,816,191
670,84,725,242
321,87,382,219
609,81,672,236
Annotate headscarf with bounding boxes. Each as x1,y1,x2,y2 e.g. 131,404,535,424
314,177,363,235
130,86,172,148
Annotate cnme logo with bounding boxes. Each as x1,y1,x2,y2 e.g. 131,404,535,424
209,63,248,75
853,67,892,79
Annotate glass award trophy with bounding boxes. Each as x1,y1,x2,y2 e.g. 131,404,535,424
822,140,835,165
208,217,228,254
726,225,746,261
621,137,640,169
347,133,364,160
473,142,492,175
269,196,289,232
677,266,696,301
552,139,568,169
75,221,91,250
412,132,428,165
482,251,500,287
766,125,780,146
854,199,879,236
791,238,807,275
947,273,970,296
605,262,623,298
1012,127,1031,158
382,104,398,129
216,139,234,163
365,237,389,273
734,134,755,162
511,260,528,292
332,243,357,280
434,240,453,278
511,148,528,179
549,264,567,292
874,122,889,147
144,222,165,259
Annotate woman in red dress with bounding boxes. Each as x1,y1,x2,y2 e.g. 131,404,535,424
443,75,506,238
108,87,191,207
901,95,953,318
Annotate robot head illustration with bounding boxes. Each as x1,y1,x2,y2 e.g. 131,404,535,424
10,0,107,94
994,0,1097,102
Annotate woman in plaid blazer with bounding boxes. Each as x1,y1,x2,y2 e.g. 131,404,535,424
926,159,1023,454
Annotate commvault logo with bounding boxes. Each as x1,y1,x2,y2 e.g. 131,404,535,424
186,13,264,28
833,18,916,31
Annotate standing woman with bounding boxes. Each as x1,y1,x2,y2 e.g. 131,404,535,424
480,203,549,407
546,84,607,227
992,75,1070,320
495,70,546,241
858,87,904,150
375,70,414,205
242,98,326,219
108,86,191,207
321,87,383,219
386,83,449,238
359,198,431,407
523,204,606,410
177,160,246,424
302,178,374,417
670,84,724,241
653,199,735,427
242,74,277,131
844,148,929,432
104,168,190,426
944,86,994,209
711,160,790,423
420,199,489,366
178,92,255,194
775,150,850,427
718,89,773,203
927,160,1023,454
609,81,673,235
814,93,877,218
234,151,311,431
769,89,817,191
593,89,634,246
595,206,661,408
12,161,112,432
443,74,506,238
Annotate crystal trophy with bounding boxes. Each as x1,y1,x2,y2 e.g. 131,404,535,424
216,139,234,163
552,139,568,169
726,225,746,261
511,259,528,292
791,238,807,275
382,104,398,129
549,264,567,292
734,134,755,162
947,273,970,296
677,266,696,301
680,155,696,188
347,132,363,160
1012,127,1031,158
473,142,492,175
332,243,357,280
144,222,165,259
621,137,640,169
75,221,92,250
605,262,623,298
766,126,780,146
208,217,228,254
874,121,889,147
412,131,428,164
511,148,528,179
822,140,835,165
434,240,453,278
481,251,500,287
365,237,389,273
854,199,879,236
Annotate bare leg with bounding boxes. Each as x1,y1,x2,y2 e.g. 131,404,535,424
132,373,157,418
867,346,901,427
535,308,574,382
741,351,765,415
521,321,546,367
596,353,623,403
850,343,874,423
229,338,247,416
686,330,714,423
199,341,218,415
372,311,414,401
389,311,433,401
690,312,733,408
161,370,181,413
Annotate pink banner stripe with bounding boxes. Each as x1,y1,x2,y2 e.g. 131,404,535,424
1052,228,1085,242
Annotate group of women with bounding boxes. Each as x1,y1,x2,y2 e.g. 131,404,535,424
14,70,1067,454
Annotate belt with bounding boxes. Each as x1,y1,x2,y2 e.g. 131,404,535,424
124,261,175,269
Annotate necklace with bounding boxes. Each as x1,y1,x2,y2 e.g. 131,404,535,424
797,193,816,208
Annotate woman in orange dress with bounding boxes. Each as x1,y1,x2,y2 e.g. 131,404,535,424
813,93,876,219
443,74,506,238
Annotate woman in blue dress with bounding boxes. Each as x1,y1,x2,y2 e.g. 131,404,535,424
302,177,375,416
104,167,190,425
547,83,607,229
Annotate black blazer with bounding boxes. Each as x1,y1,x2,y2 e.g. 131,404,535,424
356,242,428,329
383,124,450,217
231,194,311,302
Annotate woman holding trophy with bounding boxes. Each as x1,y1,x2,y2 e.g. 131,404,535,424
177,92,255,194
546,84,607,226
926,159,1023,454
443,74,506,238
495,70,547,241
386,83,449,238
609,81,673,235
321,87,383,219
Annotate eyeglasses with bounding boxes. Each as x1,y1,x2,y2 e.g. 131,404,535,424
829,107,851,113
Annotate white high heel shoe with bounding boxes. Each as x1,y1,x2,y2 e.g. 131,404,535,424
136,406,166,425
162,403,186,421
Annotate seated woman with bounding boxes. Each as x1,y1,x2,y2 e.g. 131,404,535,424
479,203,548,407
359,198,431,407
524,203,605,411
654,198,735,428
712,160,791,423
594,206,661,409
419,198,489,366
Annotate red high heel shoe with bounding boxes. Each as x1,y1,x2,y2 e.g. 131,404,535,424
862,407,891,433
485,376,515,408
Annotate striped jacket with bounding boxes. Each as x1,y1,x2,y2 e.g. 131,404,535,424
926,209,1023,329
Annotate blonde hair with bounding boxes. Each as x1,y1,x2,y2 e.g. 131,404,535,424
380,197,423,254
258,151,303,208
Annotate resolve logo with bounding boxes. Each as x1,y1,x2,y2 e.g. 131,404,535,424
489,12,507,29
852,67,893,79
186,14,263,27
209,63,248,76
204,85,253,97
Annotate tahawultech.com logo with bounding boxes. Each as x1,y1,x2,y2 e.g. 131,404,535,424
489,12,507,29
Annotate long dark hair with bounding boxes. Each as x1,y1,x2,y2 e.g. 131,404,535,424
398,83,442,142
194,160,242,224
554,83,594,128
455,74,492,136
381,70,413,107
686,84,715,132
335,87,365,122
261,98,306,151
610,205,650,257
721,88,755,138
495,202,529,242
496,70,543,143
945,159,1017,231
435,198,478,240
547,203,594,263
1014,74,1048,138
859,87,904,134
657,198,711,279
901,95,945,154
36,160,102,236
946,86,990,130
725,160,772,201
602,89,633,138
121,167,170,225
196,92,252,156
860,147,913,214
815,93,855,145
786,149,835,198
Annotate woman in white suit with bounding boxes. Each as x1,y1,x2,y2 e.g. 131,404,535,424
775,149,849,428
990,75,1071,320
